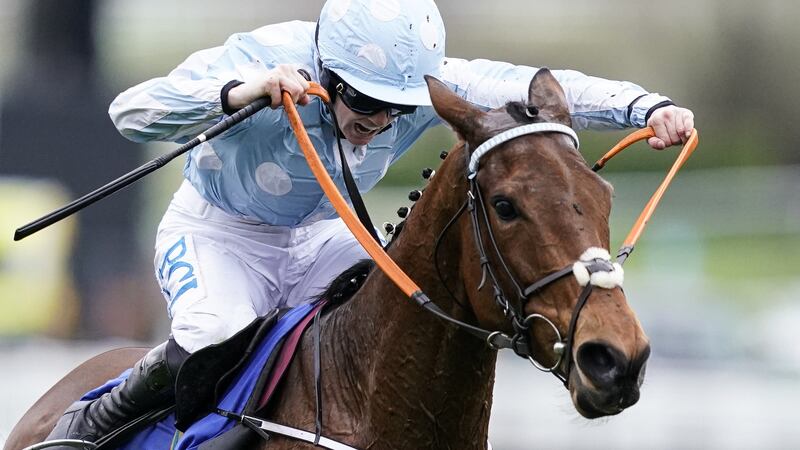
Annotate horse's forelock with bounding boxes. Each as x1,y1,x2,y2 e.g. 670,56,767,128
470,101,542,144
504,101,546,126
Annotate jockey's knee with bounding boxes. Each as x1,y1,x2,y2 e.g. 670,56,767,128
170,309,256,354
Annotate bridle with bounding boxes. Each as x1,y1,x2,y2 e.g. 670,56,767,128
430,122,624,386
282,83,698,387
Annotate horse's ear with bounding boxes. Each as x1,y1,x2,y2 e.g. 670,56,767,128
425,75,484,142
528,68,572,127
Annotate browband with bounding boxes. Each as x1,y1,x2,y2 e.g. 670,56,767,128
468,123,579,178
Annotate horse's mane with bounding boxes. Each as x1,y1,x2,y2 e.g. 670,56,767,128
317,258,375,304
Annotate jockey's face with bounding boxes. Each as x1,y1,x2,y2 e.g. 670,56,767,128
332,96,394,146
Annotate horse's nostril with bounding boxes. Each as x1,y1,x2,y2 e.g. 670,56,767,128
576,341,624,388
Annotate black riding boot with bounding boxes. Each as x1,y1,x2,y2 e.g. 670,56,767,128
44,339,188,448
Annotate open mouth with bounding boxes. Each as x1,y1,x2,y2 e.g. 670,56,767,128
354,122,380,136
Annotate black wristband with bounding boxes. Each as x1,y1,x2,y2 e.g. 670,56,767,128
644,100,676,124
221,80,245,116
626,94,647,124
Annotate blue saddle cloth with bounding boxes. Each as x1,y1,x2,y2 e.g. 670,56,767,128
81,302,317,450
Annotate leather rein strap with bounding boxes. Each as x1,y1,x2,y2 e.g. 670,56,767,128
593,127,700,262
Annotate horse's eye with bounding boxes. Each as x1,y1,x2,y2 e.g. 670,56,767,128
492,198,518,221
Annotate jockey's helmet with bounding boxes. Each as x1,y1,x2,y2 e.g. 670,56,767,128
317,0,446,107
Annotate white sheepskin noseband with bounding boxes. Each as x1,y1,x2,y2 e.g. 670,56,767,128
571,247,624,289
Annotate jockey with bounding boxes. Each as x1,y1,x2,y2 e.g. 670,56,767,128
46,0,694,445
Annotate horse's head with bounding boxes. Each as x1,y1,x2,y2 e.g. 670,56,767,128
426,69,650,418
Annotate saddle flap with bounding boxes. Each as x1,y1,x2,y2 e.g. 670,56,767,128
195,423,261,450
174,309,279,431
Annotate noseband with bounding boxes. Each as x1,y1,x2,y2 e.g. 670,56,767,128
429,123,624,387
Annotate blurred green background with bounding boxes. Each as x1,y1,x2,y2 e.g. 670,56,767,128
1,0,798,448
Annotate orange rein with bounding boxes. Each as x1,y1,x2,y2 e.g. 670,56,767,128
283,83,698,296
282,84,422,298
592,127,699,250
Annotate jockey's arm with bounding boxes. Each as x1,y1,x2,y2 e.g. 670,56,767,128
108,44,236,144
108,23,316,145
439,57,694,148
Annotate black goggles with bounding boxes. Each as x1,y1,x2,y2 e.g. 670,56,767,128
330,72,417,117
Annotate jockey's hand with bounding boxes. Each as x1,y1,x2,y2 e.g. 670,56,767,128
227,64,311,110
646,105,695,150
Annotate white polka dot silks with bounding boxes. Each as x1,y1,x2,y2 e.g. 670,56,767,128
255,162,293,196
357,43,388,69
326,0,351,22
369,0,400,21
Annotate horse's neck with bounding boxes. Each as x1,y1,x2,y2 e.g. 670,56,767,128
324,147,498,448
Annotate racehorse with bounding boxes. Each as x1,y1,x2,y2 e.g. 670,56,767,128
5,68,650,449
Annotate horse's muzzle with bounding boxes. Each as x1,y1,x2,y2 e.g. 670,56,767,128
571,340,650,418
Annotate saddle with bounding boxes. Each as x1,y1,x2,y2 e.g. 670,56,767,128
83,301,327,450
176,262,373,433
79,260,375,449
174,308,280,430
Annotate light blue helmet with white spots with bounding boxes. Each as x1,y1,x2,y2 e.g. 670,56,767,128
317,0,446,106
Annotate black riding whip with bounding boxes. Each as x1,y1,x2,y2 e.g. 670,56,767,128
13,96,271,241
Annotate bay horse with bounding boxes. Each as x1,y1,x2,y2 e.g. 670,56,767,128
5,68,650,450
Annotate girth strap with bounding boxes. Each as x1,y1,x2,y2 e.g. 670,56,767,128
217,409,359,450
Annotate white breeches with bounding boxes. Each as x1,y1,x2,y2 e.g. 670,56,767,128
154,181,369,353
